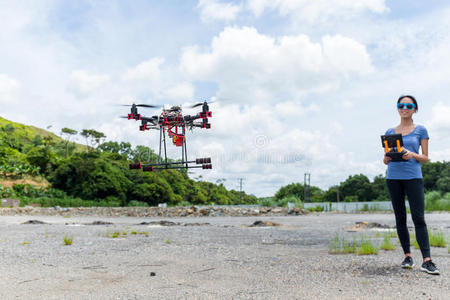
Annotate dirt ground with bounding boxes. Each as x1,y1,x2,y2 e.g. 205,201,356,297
0,213,449,299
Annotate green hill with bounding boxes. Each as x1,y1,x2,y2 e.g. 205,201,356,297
0,116,61,142
0,116,258,207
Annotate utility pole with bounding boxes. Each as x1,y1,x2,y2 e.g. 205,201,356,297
238,178,244,202
304,173,311,202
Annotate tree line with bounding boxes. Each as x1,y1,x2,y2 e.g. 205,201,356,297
1,118,448,206
0,121,256,206
273,161,450,203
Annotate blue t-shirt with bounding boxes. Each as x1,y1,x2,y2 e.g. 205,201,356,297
385,125,429,179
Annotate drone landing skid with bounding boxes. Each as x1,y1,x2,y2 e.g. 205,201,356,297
130,158,212,172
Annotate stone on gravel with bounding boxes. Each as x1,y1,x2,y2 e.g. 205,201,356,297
139,220,180,226
347,221,390,231
249,220,281,227
22,220,47,225
87,220,114,225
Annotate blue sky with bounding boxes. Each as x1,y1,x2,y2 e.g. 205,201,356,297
1,0,450,196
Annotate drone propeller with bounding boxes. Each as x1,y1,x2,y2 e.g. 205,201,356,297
188,99,220,108
136,104,161,108
119,104,161,108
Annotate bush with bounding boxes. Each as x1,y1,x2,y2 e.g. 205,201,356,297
425,191,450,211
128,200,149,207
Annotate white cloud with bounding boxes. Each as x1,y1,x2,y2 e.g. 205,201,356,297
68,70,110,98
122,57,165,82
428,103,450,142
181,27,373,102
198,0,242,23
163,82,195,102
246,0,388,23
0,74,20,104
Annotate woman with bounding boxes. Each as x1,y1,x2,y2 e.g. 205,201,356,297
384,95,439,275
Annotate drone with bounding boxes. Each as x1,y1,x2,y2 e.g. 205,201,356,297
122,101,212,171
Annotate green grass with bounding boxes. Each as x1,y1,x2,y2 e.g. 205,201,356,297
63,235,73,245
425,191,450,211
105,229,147,238
410,230,447,249
410,233,420,249
165,239,171,244
357,235,379,255
380,234,396,251
111,231,121,238
328,234,356,254
429,230,447,248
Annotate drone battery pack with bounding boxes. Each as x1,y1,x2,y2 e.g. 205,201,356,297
381,134,407,162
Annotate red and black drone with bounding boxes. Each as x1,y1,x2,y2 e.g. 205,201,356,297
122,101,212,172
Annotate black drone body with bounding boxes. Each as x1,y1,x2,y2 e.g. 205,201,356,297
123,101,212,171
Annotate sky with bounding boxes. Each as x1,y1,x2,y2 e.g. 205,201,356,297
1,0,450,197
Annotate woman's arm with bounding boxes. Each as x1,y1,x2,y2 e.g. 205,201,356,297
402,139,429,163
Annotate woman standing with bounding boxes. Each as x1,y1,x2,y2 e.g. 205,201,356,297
384,95,439,275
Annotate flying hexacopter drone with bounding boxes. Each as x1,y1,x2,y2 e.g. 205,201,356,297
122,101,212,171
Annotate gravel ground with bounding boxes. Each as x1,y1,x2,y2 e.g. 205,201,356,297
0,213,449,299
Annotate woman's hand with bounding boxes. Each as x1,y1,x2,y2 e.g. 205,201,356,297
383,154,392,165
402,149,416,160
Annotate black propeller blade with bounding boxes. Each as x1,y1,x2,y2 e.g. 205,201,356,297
119,104,161,108
136,104,161,108
188,99,220,108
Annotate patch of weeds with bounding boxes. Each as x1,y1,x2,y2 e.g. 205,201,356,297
429,230,446,248
380,234,396,251
122,231,128,236
375,232,381,238
20,241,30,245
63,235,73,245
139,231,149,237
387,230,397,238
131,231,138,235
357,235,379,255
63,215,71,218
409,233,420,249
328,234,356,254
165,239,171,244
45,229,49,238
111,231,121,238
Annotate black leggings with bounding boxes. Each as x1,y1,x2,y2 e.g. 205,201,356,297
386,179,430,258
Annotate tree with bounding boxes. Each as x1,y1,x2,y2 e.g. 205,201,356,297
51,152,131,201
26,146,57,176
60,127,78,158
422,161,450,191
371,174,389,201
81,129,106,151
339,174,374,202
274,183,304,201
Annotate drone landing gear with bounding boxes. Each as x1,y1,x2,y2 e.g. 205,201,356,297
130,127,212,171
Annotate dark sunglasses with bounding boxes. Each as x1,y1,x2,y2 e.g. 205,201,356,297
397,103,416,110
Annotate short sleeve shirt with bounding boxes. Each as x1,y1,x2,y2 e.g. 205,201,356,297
385,125,429,179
